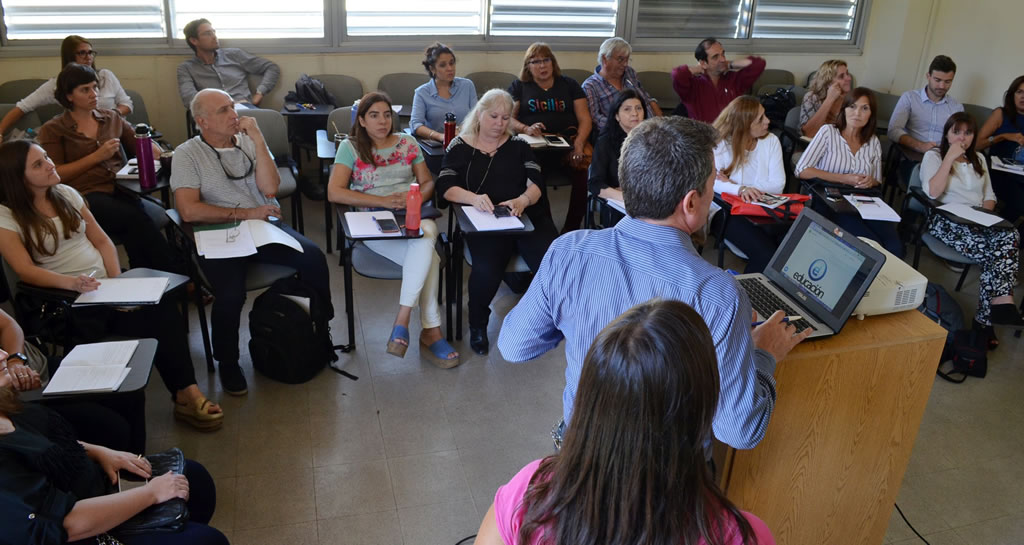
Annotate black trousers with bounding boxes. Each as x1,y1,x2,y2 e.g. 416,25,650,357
811,198,905,258
990,170,1024,233
39,389,147,454
465,214,557,328
84,191,180,273
69,460,228,545
710,212,782,274
198,223,332,366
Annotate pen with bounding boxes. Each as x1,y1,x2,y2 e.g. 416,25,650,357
752,315,802,327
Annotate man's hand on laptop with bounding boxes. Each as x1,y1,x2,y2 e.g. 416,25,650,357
751,310,812,361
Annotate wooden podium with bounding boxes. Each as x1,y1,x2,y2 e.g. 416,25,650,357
719,310,946,545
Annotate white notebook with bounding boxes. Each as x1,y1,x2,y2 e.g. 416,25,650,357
43,340,139,395
461,206,525,231
73,277,169,306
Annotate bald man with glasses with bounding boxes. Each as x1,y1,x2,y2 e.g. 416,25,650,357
170,88,332,395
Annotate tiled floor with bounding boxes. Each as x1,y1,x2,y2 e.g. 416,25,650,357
128,187,1024,545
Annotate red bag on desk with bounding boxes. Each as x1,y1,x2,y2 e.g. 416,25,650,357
721,192,809,220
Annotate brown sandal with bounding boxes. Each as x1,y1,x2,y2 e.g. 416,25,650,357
174,396,224,431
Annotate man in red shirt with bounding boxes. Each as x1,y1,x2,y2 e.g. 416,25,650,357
671,37,766,123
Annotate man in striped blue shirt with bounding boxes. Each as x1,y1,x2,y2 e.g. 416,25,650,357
497,116,809,450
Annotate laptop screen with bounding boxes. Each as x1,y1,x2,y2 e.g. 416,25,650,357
764,208,885,333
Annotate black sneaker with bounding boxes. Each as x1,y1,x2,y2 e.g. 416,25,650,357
219,363,248,396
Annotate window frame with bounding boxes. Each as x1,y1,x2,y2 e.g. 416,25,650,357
0,0,870,57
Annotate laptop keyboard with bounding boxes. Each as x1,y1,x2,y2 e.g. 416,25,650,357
739,278,817,334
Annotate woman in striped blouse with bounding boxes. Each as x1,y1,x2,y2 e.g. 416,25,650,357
796,87,905,258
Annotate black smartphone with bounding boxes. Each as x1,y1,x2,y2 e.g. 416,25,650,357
493,205,512,218
284,102,301,112
825,187,842,199
544,135,563,145
374,217,401,233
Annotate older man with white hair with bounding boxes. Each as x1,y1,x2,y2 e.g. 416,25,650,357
581,37,662,135
170,88,333,395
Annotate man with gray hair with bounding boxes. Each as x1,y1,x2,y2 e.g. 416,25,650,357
582,37,662,134
171,88,332,395
498,116,808,450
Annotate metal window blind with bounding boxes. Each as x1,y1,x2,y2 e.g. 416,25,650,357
490,0,617,37
172,0,324,39
634,0,751,40
3,0,166,40
346,0,482,36
751,0,858,40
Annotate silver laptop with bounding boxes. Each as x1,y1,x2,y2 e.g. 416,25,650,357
735,207,886,339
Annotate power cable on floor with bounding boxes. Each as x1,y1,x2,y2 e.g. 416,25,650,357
454,535,476,545
895,503,931,544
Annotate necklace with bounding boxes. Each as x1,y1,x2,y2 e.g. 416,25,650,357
467,147,497,195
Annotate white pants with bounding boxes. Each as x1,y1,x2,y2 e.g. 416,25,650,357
364,219,442,329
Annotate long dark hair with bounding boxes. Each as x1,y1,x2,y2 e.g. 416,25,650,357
0,140,82,258
1001,75,1024,127
421,42,455,78
352,92,394,167
0,385,21,417
602,89,648,141
835,87,877,145
517,299,755,545
939,112,984,176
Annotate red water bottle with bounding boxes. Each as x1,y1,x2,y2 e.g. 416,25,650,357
443,112,456,148
405,183,422,234
134,123,156,189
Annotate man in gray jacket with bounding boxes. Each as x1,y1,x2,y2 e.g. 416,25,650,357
177,18,280,107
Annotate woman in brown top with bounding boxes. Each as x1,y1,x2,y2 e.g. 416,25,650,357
37,63,176,272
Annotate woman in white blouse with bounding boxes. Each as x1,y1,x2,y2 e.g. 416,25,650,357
710,96,786,273
921,112,1023,342
0,35,132,137
796,87,904,258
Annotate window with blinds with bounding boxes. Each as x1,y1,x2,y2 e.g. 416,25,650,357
489,0,617,37
346,0,482,36
2,0,166,40
171,0,324,39
751,0,859,40
633,0,751,40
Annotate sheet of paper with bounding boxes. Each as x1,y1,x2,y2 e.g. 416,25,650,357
247,219,303,253
518,134,547,147
990,156,1024,176
606,197,627,214
937,203,1004,227
461,206,525,231
74,277,169,305
843,195,901,222
61,340,139,368
116,161,161,179
43,365,131,395
345,211,403,238
195,221,258,258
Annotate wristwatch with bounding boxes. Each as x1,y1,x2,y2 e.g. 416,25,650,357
5,352,28,367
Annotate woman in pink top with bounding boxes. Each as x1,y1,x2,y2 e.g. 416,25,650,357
472,299,775,545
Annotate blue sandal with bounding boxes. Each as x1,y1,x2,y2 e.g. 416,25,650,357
386,325,410,358
420,338,461,369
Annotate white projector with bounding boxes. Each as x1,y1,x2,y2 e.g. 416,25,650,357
852,237,927,319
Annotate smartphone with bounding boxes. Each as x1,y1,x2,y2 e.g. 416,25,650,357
284,102,301,112
493,205,512,218
544,135,563,145
421,139,442,148
825,187,842,199
374,217,401,233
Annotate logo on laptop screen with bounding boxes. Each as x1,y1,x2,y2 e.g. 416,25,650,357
808,259,828,281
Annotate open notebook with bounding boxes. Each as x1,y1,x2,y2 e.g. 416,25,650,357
43,340,139,395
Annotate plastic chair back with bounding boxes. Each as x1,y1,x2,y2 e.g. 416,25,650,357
0,103,42,132
751,69,795,94
0,79,47,103
465,72,517,97
635,70,678,112
376,73,430,109
237,108,290,160
560,69,593,84
310,74,364,107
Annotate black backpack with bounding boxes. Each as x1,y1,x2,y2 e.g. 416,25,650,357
285,74,337,107
248,277,337,384
759,86,796,128
917,282,986,383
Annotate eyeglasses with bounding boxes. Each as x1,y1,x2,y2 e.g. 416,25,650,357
76,50,97,57
201,137,255,180
610,55,630,64
528,58,553,66
226,203,241,242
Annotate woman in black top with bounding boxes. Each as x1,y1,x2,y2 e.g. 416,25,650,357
0,383,226,545
588,89,647,227
438,89,557,355
508,43,593,233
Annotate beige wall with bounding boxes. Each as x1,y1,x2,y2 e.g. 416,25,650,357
0,0,1015,145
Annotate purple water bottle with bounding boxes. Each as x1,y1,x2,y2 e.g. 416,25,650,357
134,123,156,189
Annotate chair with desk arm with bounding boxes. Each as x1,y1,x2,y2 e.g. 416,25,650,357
904,164,977,292
164,209,297,373
0,103,42,135
333,203,450,352
236,108,304,234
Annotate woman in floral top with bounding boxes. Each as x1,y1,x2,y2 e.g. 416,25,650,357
328,92,459,369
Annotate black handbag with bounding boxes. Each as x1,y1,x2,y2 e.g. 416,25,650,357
112,448,190,536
